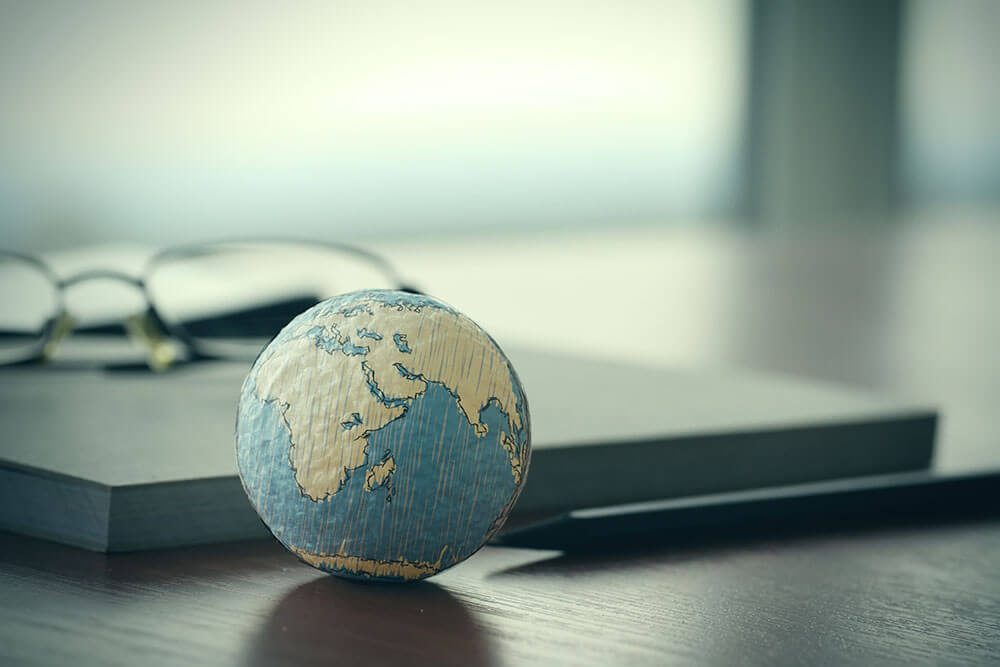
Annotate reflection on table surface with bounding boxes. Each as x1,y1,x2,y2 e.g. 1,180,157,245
2,516,999,665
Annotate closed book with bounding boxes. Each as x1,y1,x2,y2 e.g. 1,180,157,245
0,341,935,551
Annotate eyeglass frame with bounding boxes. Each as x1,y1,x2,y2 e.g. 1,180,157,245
0,239,420,370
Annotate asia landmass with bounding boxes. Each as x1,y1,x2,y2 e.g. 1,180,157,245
253,298,526,501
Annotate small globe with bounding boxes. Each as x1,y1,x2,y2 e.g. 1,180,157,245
236,290,531,581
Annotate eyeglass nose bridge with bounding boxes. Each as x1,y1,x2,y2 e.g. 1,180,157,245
57,269,145,290
50,269,180,370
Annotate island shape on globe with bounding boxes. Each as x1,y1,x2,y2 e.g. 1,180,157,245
236,289,531,582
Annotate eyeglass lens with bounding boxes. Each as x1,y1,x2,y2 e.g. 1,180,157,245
145,242,399,358
0,255,60,360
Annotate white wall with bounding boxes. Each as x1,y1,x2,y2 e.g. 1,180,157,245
0,0,746,249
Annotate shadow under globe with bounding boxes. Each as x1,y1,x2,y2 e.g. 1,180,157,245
245,576,496,667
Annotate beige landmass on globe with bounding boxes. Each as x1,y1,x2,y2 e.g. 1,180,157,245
290,544,449,580
364,456,395,491
253,298,525,501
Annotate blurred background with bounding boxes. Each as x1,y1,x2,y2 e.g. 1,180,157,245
0,0,996,248
0,0,997,469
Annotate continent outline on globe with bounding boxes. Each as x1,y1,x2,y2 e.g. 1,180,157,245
236,290,531,582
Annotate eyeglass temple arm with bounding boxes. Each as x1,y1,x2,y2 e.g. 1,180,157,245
40,313,76,362
125,308,184,372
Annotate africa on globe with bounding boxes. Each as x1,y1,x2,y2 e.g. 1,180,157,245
236,289,531,582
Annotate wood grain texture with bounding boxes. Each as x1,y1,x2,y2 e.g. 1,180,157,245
237,290,531,581
2,518,999,666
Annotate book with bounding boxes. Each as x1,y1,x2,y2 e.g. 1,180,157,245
0,340,936,551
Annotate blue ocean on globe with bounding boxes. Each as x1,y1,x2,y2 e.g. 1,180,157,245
236,290,530,581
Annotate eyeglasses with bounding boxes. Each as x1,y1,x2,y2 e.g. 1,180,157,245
0,240,419,370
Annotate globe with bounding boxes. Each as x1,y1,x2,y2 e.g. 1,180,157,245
236,289,531,582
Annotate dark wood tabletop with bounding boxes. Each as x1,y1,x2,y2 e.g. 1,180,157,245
3,216,998,665
2,518,999,666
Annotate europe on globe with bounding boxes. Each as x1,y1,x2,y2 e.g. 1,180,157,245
236,289,531,582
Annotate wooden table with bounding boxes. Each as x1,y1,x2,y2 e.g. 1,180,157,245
3,214,999,665
2,518,999,666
